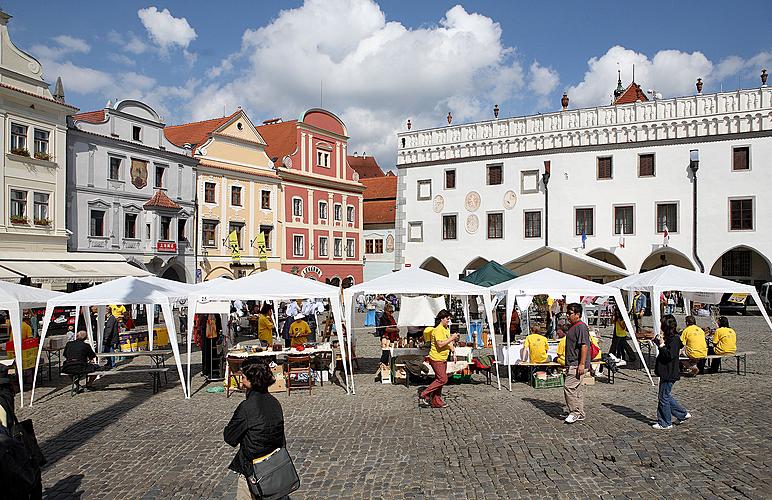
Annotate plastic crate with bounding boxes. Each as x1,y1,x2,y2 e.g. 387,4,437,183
532,373,564,389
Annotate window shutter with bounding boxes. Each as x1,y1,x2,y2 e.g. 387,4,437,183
733,147,749,170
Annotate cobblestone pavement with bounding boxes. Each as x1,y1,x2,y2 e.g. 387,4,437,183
15,313,772,499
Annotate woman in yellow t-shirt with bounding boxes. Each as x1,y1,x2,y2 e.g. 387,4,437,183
257,303,275,346
709,316,737,373
419,310,458,409
609,307,635,363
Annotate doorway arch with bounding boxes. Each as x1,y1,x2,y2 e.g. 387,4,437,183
586,249,626,270
419,257,449,277
709,245,772,286
640,248,695,272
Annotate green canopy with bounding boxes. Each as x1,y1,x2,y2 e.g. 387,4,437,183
461,260,517,287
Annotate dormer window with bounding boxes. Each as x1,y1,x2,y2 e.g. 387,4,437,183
133,126,142,142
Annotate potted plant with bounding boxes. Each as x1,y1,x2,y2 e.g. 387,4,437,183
34,218,50,226
10,215,28,224
11,147,30,157
34,151,51,161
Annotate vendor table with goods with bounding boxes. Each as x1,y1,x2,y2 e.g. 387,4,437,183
389,346,475,386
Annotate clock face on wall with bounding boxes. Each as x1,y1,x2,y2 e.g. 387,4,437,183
503,190,517,209
432,195,445,213
465,214,479,234
464,191,481,212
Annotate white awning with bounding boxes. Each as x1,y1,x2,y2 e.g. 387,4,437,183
0,256,149,283
0,266,22,282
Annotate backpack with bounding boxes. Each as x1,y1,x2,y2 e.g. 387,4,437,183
0,425,37,497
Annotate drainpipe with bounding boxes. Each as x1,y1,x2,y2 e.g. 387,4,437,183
542,161,551,246
689,150,705,272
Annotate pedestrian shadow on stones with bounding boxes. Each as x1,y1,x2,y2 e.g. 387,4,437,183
522,397,565,420
44,473,84,499
602,403,654,425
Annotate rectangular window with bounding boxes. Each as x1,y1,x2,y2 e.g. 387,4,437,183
408,222,423,242
146,223,151,240
33,129,49,156
597,156,612,179
374,239,383,253
10,123,27,152
614,205,634,235
521,170,540,194
365,239,374,254
722,250,751,277
334,204,342,221
656,203,678,233
33,192,49,221
347,205,355,223
639,154,655,177
318,201,328,220
178,219,187,241
292,198,303,217
154,165,165,188
524,211,542,238
445,169,456,189
124,213,137,239
261,190,271,210
317,150,330,167
487,213,503,239
202,220,218,247
333,238,343,257
228,222,244,249
10,189,27,218
132,126,142,141
365,239,384,254
732,146,750,171
575,207,594,236
319,236,328,257
346,239,355,258
442,215,457,240
259,225,273,251
231,186,242,206
730,198,753,231
417,180,432,200
487,164,503,185
90,210,105,237
204,182,216,203
293,234,304,256
160,216,172,240
109,157,122,181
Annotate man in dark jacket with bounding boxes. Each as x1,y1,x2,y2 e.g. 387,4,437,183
62,331,101,389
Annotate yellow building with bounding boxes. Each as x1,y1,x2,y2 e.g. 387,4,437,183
165,110,281,280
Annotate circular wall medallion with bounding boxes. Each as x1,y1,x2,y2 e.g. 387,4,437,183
432,195,445,213
503,190,518,210
465,214,479,234
464,191,481,212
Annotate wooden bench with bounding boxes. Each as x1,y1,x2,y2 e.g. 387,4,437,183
680,352,754,376
69,368,170,395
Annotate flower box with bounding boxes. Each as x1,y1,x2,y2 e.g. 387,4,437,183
34,218,51,226
34,151,51,161
10,215,28,224
11,148,30,157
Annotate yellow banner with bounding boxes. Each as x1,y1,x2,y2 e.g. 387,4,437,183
229,230,240,262
727,293,748,304
256,232,268,262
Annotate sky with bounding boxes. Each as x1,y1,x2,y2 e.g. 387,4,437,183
4,0,771,170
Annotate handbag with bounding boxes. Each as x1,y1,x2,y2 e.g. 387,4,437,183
13,417,47,468
246,448,300,499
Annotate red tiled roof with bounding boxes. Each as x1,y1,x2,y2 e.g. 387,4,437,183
363,199,396,224
254,120,298,166
0,82,78,110
361,176,397,201
72,110,105,123
347,155,384,179
613,83,649,105
164,110,241,149
144,190,182,210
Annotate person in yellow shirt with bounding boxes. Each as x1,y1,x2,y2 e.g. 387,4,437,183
680,316,707,376
110,304,127,321
288,314,311,347
609,307,635,363
555,332,567,366
709,316,737,373
523,327,549,363
419,310,458,409
257,303,275,346
20,315,33,340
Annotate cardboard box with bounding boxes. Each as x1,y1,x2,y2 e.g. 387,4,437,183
582,375,596,386
268,377,286,393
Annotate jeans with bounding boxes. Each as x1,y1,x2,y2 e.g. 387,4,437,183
103,344,115,369
657,380,688,426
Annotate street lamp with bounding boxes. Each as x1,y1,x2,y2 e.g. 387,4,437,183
689,149,699,174
542,161,551,246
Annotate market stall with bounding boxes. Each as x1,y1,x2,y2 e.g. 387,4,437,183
186,269,349,395
30,277,189,404
0,281,64,406
343,267,498,393
609,265,772,338
490,267,652,390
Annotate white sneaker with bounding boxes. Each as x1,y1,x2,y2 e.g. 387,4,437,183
616,359,627,367
564,413,585,424
652,423,673,430
678,412,691,423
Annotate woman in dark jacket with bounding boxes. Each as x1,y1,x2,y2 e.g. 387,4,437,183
653,315,691,429
224,358,285,499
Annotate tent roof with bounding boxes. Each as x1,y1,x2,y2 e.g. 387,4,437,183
0,281,63,310
345,267,489,296
491,267,621,297
461,260,517,287
191,269,340,301
505,246,629,280
47,276,178,307
609,265,758,293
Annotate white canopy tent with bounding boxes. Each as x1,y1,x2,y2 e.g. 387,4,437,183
490,268,653,390
0,281,64,406
343,267,499,393
187,269,349,394
505,246,630,281
30,277,190,405
609,265,772,338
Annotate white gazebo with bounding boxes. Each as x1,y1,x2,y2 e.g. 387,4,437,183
187,269,349,394
0,281,64,406
343,267,498,393
609,265,772,337
30,277,189,404
490,268,653,389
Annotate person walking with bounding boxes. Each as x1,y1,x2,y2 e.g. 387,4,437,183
563,303,591,424
224,358,286,499
653,314,691,429
419,310,458,409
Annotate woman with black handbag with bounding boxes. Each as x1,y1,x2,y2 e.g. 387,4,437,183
224,358,299,499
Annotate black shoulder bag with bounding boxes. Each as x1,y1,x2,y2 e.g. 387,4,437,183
246,448,300,499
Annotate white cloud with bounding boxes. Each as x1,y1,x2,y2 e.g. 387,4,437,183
137,7,197,52
108,53,135,66
528,61,559,96
108,30,150,55
52,35,90,54
40,61,113,94
30,35,91,59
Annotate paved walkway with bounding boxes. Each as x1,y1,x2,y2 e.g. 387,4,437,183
17,314,772,499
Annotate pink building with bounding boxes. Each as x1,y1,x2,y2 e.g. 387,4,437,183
257,109,364,286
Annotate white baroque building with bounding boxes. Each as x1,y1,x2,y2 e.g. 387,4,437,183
396,83,772,287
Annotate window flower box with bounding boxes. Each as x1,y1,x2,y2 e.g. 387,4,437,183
34,218,51,226
34,151,51,161
11,148,30,157
10,215,28,224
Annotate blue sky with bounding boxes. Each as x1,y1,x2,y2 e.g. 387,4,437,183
4,0,770,167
